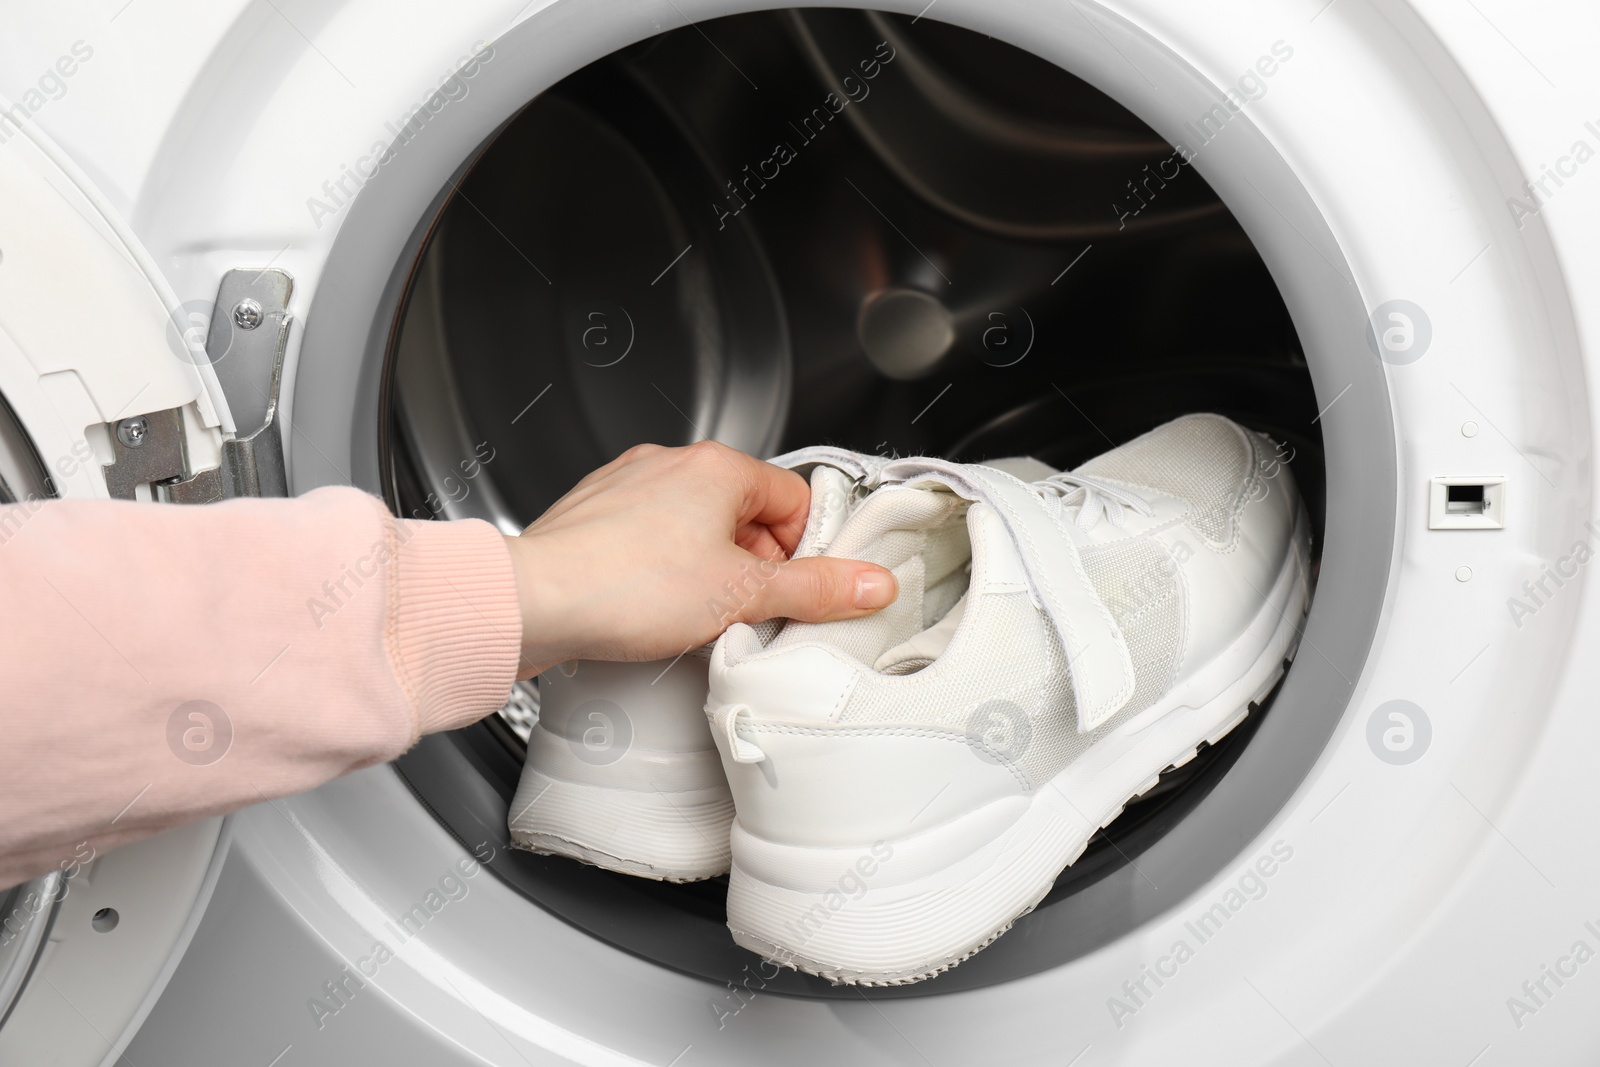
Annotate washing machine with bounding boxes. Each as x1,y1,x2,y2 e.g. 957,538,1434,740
0,0,1597,1062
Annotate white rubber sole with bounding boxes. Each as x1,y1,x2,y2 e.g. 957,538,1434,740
508,724,734,882
726,509,1312,983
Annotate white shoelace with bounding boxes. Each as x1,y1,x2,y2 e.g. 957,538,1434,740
1032,472,1155,531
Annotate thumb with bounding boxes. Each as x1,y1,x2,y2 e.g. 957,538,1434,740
746,556,898,624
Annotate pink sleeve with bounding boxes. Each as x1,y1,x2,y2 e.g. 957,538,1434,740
0,486,521,889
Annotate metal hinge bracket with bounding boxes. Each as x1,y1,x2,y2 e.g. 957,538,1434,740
101,269,292,502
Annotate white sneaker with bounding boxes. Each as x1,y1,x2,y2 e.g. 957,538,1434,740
507,446,887,881
707,414,1312,982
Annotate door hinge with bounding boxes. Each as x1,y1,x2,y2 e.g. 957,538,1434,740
101,269,292,502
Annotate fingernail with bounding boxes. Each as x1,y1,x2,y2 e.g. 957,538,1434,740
853,570,896,610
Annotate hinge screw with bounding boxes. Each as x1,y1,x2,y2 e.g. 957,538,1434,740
117,416,150,448
232,298,264,331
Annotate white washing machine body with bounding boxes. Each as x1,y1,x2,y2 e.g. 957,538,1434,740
0,1,1597,1064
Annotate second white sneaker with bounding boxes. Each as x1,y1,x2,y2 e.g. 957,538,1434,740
707,414,1311,982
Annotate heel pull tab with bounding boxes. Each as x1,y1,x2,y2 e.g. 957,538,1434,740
709,703,766,764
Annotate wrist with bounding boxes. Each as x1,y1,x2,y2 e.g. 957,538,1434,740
504,533,568,677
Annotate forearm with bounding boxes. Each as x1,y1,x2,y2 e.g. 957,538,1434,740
0,487,520,889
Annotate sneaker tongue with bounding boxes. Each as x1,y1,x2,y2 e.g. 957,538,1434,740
748,465,861,647
792,465,856,558
768,483,972,668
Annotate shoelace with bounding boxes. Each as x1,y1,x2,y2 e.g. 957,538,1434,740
1033,472,1155,531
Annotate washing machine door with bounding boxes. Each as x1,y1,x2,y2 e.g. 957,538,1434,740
0,119,255,1065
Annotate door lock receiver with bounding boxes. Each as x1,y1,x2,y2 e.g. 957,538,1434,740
1428,476,1505,530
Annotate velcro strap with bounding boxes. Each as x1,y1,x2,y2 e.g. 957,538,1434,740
877,458,1136,731
768,446,886,486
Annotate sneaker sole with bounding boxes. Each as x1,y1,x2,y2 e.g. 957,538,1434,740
726,506,1313,983
508,725,734,882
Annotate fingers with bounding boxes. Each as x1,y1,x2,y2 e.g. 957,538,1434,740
740,556,898,625
582,441,816,555
734,522,789,564
682,443,811,554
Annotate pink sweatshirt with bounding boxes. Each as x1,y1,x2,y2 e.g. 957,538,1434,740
0,487,521,889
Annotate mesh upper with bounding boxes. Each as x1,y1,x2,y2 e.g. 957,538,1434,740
730,416,1288,787
1079,413,1257,546
835,535,1184,787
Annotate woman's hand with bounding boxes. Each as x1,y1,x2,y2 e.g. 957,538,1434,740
503,442,897,677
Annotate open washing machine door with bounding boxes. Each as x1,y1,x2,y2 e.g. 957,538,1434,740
0,117,264,1062
3,0,1599,1063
